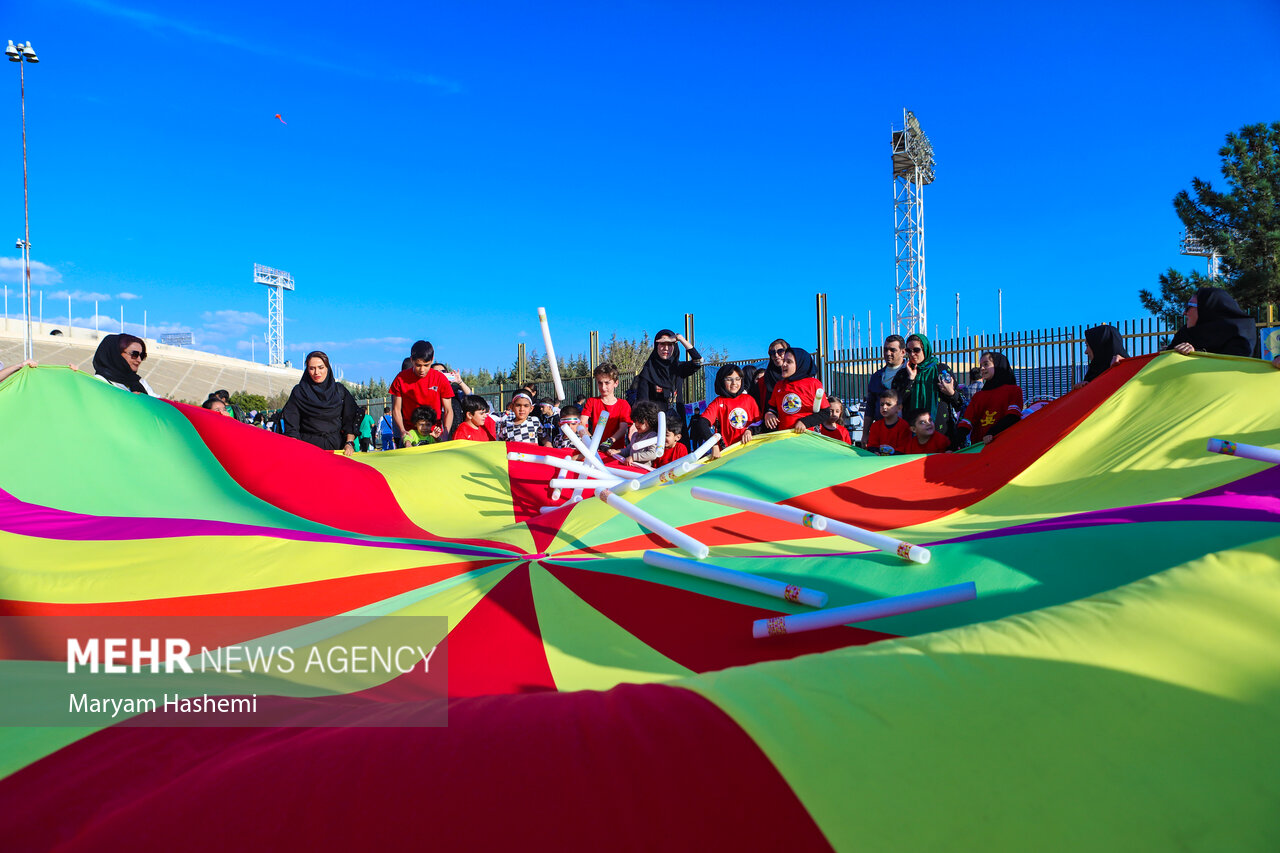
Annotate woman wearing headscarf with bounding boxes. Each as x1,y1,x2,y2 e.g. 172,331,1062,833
1168,287,1256,357
1073,324,1131,390
954,351,1022,447
762,348,828,432
752,338,790,413
281,350,358,456
891,333,964,437
632,329,703,440
92,333,158,396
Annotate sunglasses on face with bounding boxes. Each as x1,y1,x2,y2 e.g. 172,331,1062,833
769,348,787,356
906,346,923,353
124,349,146,361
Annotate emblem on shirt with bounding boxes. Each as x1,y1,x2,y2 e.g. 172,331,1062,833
728,407,748,429
781,393,803,415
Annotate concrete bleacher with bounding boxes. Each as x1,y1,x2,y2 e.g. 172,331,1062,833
0,321,297,403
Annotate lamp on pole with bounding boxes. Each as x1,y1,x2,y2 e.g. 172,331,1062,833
8,39,39,361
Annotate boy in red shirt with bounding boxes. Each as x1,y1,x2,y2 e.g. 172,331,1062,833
580,361,632,451
798,396,852,444
453,395,497,442
901,409,951,454
864,390,910,455
657,420,690,467
390,340,455,446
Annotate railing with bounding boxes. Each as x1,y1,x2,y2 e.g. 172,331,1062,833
823,318,1179,410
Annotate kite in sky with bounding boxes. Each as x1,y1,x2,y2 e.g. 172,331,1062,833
274,113,287,125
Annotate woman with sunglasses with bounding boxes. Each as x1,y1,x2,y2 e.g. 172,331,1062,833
752,338,792,413
891,333,964,442
92,333,157,396
1167,287,1255,357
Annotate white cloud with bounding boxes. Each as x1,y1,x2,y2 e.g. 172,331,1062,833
73,0,461,93
517,330,528,337
200,309,268,338
115,292,141,301
51,289,113,302
0,257,63,286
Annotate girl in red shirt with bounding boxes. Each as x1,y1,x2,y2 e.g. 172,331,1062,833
955,352,1023,446
763,349,827,432
693,364,761,457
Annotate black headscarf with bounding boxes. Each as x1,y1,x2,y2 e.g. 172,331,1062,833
636,329,681,396
782,348,818,382
1168,287,1256,356
979,352,1017,392
713,364,747,399
1083,325,1129,382
92,334,147,393
755,338,791,409
292,351,347,418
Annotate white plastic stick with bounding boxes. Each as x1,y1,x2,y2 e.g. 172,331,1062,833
643,550,828,607
508,452,611,481
559,424,612,472
537,307,566,403
550,477,628,491
1207,438,1280,464
634,433,721,490
822,516,931,564
689,486,828,533
573,414,611,503
656,409,666,460
753,582,976,639
598,489,710,560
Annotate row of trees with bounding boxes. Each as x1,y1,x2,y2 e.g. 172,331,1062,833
1141,121,1279,328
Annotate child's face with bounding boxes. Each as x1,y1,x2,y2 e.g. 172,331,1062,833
664,430,680,448
979,354,996,381
780,352,797,378
561,415,582,432
826,401,843,422
211,400,227,414
879,398,901,420
467,408,488,426
723,372,742,395
596,375,618,396
414,418,430,434
511,398,533,422
411,358,431,378
912,414,935,437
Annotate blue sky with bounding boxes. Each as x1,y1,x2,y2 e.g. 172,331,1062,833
3,0,1279,381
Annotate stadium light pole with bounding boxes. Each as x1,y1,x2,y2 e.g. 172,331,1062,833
8,39,39,361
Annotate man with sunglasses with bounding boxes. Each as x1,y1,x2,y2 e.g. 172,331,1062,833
92,333,158,396
862,335,907,430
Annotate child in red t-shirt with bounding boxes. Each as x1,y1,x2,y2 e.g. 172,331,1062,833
799,396,852,444
390,341,456,446
900,409,951,454
453,395,497,442
657,420,691,467
580,361,632,451
764,349,826,432
956,352,1024,447
864,390,910,455
694,364,761,458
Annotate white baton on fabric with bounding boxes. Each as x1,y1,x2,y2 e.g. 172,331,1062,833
643,550,828,607
753,582,975,638
598,489,710,560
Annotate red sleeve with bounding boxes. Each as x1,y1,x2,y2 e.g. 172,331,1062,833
1004,385,1023,416
389,371,408,397
612,400,632,426
701,398,726,424
836,425,852,445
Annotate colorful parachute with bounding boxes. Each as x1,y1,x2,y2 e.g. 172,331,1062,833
0,353,1278,850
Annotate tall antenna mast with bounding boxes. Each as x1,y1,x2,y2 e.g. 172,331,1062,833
254,263,295,367
891,108,936,336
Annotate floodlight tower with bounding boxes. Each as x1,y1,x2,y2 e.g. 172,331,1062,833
891,109,935,336
254,263,294,367
1180,231,1221,280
